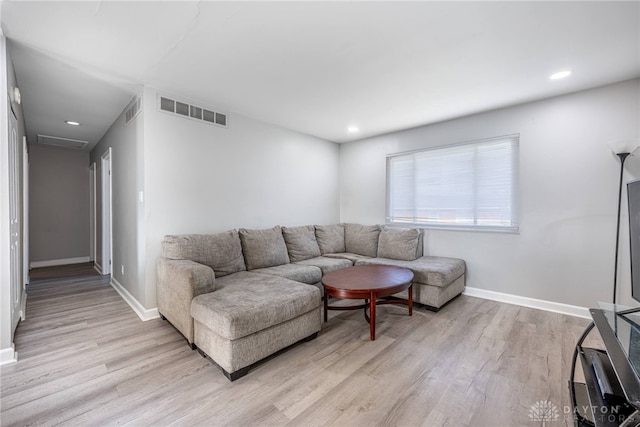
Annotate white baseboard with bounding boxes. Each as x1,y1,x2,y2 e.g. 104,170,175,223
463,286,590,319
94,262,103,275
30,256,90,268
0,345,17,365
110,277,160,322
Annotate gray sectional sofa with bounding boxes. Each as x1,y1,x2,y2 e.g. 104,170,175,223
157,223,465,381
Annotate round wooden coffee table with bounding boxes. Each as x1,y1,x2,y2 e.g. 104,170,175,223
321,265,414,341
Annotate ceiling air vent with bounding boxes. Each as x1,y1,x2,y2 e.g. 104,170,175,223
158,95,228,128
37,134,89,150
125,95,142,125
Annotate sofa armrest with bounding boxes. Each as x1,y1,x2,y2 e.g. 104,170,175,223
157,258,215,344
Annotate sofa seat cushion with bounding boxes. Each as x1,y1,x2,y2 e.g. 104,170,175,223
239,226,290,270
324,252,372,263
161,231,246,278
344,223,381,257
213,271,265,289
355,256,465,287
315,224,345,254
294,256,353,274
191,274,320,341
282,225,321,262
252,263,322,285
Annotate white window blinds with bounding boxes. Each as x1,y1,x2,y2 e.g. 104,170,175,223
386,134,519,232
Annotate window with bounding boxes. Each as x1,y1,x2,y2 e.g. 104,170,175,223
386,134,519,232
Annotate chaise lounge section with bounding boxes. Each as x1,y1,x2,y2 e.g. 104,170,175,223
191,271,320,381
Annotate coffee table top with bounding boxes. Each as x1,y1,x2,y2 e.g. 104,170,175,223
322,265,414,298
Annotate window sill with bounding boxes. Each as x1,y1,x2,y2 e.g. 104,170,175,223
385,222,520,235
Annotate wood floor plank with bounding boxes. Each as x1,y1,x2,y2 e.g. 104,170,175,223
0,265,593,426
1,364,109,411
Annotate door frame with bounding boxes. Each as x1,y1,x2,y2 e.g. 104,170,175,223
101,148,112,276
20,137,27,320
89,162,96,263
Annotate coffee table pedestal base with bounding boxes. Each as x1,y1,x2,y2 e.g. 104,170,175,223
323,285,413,341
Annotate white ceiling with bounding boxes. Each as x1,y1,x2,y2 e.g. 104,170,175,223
2,1,639,150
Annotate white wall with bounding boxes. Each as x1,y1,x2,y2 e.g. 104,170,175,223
29,145,89,264
142,88,341,308
340,79,640,309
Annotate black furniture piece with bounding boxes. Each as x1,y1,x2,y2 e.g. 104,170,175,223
570,304,640,426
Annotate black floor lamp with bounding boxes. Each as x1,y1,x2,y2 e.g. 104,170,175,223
609,139,639,305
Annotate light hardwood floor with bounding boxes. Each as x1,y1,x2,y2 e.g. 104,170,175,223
1,267,598,426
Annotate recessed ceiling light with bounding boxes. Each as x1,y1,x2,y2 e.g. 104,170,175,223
549,70,572,80
65,120,81,126
347,125,360,133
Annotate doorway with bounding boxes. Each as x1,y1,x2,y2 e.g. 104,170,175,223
89,163,96,263
101,148,112,276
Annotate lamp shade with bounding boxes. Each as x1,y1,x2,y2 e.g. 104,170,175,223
607,139,640,155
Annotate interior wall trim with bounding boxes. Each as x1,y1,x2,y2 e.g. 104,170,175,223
30,256,90,268
0,344,17,366
110,277,159,322
463,286,590,319
93,262,103,275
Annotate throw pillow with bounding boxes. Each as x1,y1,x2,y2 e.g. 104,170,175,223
315,224,346,254
282,225,321,262
344,223,380,257
377,227,422,261
238,226,290,270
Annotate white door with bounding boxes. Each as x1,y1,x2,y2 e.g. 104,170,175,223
101,149,112,276
8,105,22,331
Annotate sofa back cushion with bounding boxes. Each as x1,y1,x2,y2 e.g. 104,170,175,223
161,230,246,277
315,224,346,254
344,223,380,257
282,225,321,262
239,226,290,270
377,227,422,261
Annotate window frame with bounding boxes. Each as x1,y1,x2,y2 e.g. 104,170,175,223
385,134,520,233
